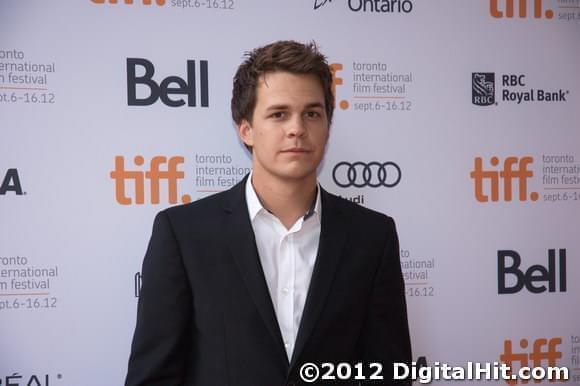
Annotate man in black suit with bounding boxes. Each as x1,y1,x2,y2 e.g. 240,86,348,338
126,40,411,385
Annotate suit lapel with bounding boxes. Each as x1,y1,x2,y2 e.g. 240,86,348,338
289,189,350,371
222,177,289,365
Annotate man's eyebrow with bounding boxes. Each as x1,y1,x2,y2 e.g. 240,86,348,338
264,104,290,111
304,102,325,109
264,102,325,111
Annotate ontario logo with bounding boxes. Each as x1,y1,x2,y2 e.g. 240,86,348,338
314,0,332,9
314,0,413,13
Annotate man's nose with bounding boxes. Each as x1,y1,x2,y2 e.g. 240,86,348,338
286,115,307,138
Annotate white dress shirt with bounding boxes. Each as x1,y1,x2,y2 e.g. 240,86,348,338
245,173,321,361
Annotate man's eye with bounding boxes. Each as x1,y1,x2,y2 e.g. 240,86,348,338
305,111,321,118
270,112,285,119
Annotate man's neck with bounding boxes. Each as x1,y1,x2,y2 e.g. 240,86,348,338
251,171,318,230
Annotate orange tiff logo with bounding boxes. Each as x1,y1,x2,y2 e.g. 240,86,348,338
500,338,563,384
91,0,166,6
330,63,350,110
490,0,554,19
470,156,539,203
110,155,191,205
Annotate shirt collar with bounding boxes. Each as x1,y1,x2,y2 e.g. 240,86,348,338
245,171,321,222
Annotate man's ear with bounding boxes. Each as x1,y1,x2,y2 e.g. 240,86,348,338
237,119,254,147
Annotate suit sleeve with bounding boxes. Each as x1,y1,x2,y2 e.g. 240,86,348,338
360,216,412,385
125,210,192,386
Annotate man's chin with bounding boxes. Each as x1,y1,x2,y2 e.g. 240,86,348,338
272,168,318,183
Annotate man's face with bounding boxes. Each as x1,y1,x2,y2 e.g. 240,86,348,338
238,71,329,184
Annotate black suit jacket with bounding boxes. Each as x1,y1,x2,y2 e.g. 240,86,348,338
126,177,411,386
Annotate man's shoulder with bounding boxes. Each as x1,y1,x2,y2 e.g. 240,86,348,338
165,189,228,215
322,189,398,250
322,188,395,227
157,186,239,231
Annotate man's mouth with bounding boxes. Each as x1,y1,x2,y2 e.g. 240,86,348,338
281,147,311,153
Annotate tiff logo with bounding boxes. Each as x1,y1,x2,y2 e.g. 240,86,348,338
470,156,539,202
110,155,192,205
330,63,349,110
490,0,554,19
92,0,166,5
500,338,562,384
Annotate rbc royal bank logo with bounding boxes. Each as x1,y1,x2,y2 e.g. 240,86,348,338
472,73,568,106
110,155,192,205
472,73,495,106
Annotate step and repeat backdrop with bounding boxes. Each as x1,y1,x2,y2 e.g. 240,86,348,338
1,0,579,385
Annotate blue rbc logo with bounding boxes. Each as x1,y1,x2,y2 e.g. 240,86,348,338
472,72,495,106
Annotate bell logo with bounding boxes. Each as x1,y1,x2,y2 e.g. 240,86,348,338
470,156,539,202
110,156,192,205
490,0,554,19
91,0,166,6
498,249,567,294
127,58,209,107
330,63,349,110
1,168,24,196
500,338,562,384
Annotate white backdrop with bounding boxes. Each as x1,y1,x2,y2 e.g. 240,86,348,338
1,0,579,384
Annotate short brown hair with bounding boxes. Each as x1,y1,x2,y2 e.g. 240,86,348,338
231,40,335,128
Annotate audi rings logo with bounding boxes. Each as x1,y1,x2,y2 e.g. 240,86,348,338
332,161,402,188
